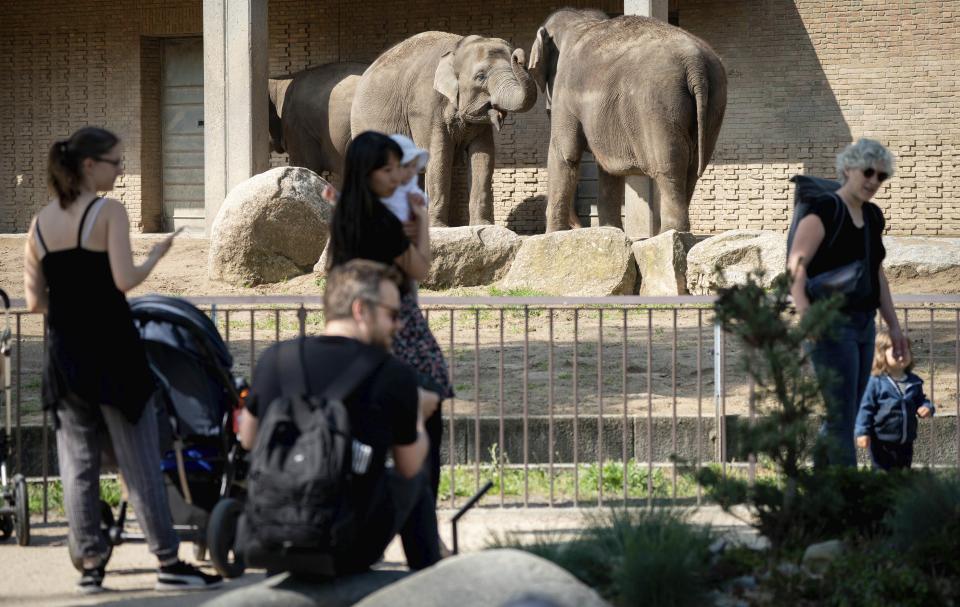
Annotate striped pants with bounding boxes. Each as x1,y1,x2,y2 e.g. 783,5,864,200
56,393,179,565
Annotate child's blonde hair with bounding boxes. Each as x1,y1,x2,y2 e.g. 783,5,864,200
872,328,914,376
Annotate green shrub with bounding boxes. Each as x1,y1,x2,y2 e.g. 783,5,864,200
819,547,950,607
886,471,960,578
493,508,713,607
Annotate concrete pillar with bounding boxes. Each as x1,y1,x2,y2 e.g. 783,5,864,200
623,0,669,238
203,0,270,233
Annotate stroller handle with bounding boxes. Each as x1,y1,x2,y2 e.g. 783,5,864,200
0,288,8,311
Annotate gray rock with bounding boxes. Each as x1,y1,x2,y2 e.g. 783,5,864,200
424,225,522,289
882,236,960,291
500,227,637,296
355,549,610,607
313,241,331,276
209,167,332,286
686,230,786,295
201,570,409,607
632,230,698,296
801,539,844,574
775,561,802,577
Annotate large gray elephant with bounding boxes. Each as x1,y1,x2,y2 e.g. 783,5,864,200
351,32,537,226
268,62,367,183
528,9,727,233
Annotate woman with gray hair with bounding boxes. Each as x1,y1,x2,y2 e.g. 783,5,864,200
787,138,905,467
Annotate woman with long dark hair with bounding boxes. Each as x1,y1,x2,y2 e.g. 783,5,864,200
328,130,451,565
23,127,221,594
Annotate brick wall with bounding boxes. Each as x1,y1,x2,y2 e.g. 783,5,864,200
0,1,201,233
681,0,960,235
2,1,958,235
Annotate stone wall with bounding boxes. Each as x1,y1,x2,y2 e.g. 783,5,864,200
2,1,958,235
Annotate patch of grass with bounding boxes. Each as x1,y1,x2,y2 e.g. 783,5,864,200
486,285,548,298
491,507,714,607
27,478,121,516
438,456,703,502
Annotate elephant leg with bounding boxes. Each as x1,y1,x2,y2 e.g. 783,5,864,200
654,173,692,233
596,166,625,229
545,114,586,232
426,131,454,227
467,129,495,225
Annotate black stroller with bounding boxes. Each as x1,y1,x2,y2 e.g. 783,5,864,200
0,288,29,546
70,295,248,578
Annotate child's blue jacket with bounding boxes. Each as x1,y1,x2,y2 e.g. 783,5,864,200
855,372,934,444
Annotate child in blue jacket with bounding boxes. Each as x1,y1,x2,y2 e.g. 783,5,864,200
855,329,934,470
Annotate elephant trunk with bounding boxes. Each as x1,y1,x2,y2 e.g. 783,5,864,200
490,48,538,115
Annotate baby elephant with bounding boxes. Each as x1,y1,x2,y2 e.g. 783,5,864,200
529,9,727,233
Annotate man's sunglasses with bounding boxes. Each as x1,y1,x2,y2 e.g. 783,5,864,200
862,168,889,183
364,299,401,322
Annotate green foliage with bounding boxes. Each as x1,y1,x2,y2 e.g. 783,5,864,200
493,508,714,607
818,546,952,607
698,269,851,551
28,478,121,516
885,471,960,578
438,444,701,502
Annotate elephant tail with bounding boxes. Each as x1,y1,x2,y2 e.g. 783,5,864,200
686,62,710,178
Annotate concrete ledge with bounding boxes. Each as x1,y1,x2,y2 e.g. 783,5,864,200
12,415,960,478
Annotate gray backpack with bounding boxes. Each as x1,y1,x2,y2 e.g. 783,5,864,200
243,338,386,576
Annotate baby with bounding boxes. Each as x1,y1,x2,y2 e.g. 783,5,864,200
381,134,429,222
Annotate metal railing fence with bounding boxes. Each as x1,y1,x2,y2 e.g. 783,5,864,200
3,294,959,517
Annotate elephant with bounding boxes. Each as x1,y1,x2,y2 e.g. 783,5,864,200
528,9,727,233
268,62,368,183
351,32,538,226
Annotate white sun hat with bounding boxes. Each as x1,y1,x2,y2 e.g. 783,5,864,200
390,134,429,171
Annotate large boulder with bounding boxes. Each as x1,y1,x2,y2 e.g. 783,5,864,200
882,236,960,293
686,230,786,295
355,549,610,607
201,570,408,607
500,227,637,296
209,167,332,286
632,230,698,296
424,226,522,289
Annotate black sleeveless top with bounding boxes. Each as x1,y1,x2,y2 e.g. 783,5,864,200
37,198,155,423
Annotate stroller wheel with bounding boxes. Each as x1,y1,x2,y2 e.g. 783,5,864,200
0,514,12,540
207,497,245,578
14,475,29,546
69,501,115,572
193,541,207,561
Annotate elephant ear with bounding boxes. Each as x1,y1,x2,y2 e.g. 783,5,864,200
433,51,459,109
528,27,551,91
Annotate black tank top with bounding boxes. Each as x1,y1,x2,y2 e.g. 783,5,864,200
36,198,154,422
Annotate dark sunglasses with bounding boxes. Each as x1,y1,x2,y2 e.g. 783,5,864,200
364,299,401,322
862,168,889,183
94,157,122,167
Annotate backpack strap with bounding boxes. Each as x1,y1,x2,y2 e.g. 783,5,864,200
276,337,388,402
825,193,846,251
322,347,389,403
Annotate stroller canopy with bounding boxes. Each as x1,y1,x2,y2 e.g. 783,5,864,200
130,296,236,439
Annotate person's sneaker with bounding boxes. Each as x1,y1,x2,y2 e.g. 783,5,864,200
77,566,106,595
155,560,222,591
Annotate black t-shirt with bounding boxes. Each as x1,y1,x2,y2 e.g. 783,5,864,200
796,193,887,311
246,336,419,510
353,202,410,266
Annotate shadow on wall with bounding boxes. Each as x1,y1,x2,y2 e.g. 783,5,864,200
685,0,852,174
506,195,547,234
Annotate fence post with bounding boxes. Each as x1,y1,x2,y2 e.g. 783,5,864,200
714,319,725,472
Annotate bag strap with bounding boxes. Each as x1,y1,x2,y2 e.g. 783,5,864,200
278,337,310,397
277,338,388,403
321,347,388,403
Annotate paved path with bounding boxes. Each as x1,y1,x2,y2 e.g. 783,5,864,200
0,506,755,606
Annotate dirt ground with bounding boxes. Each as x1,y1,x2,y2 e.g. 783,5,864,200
1,234,958,424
